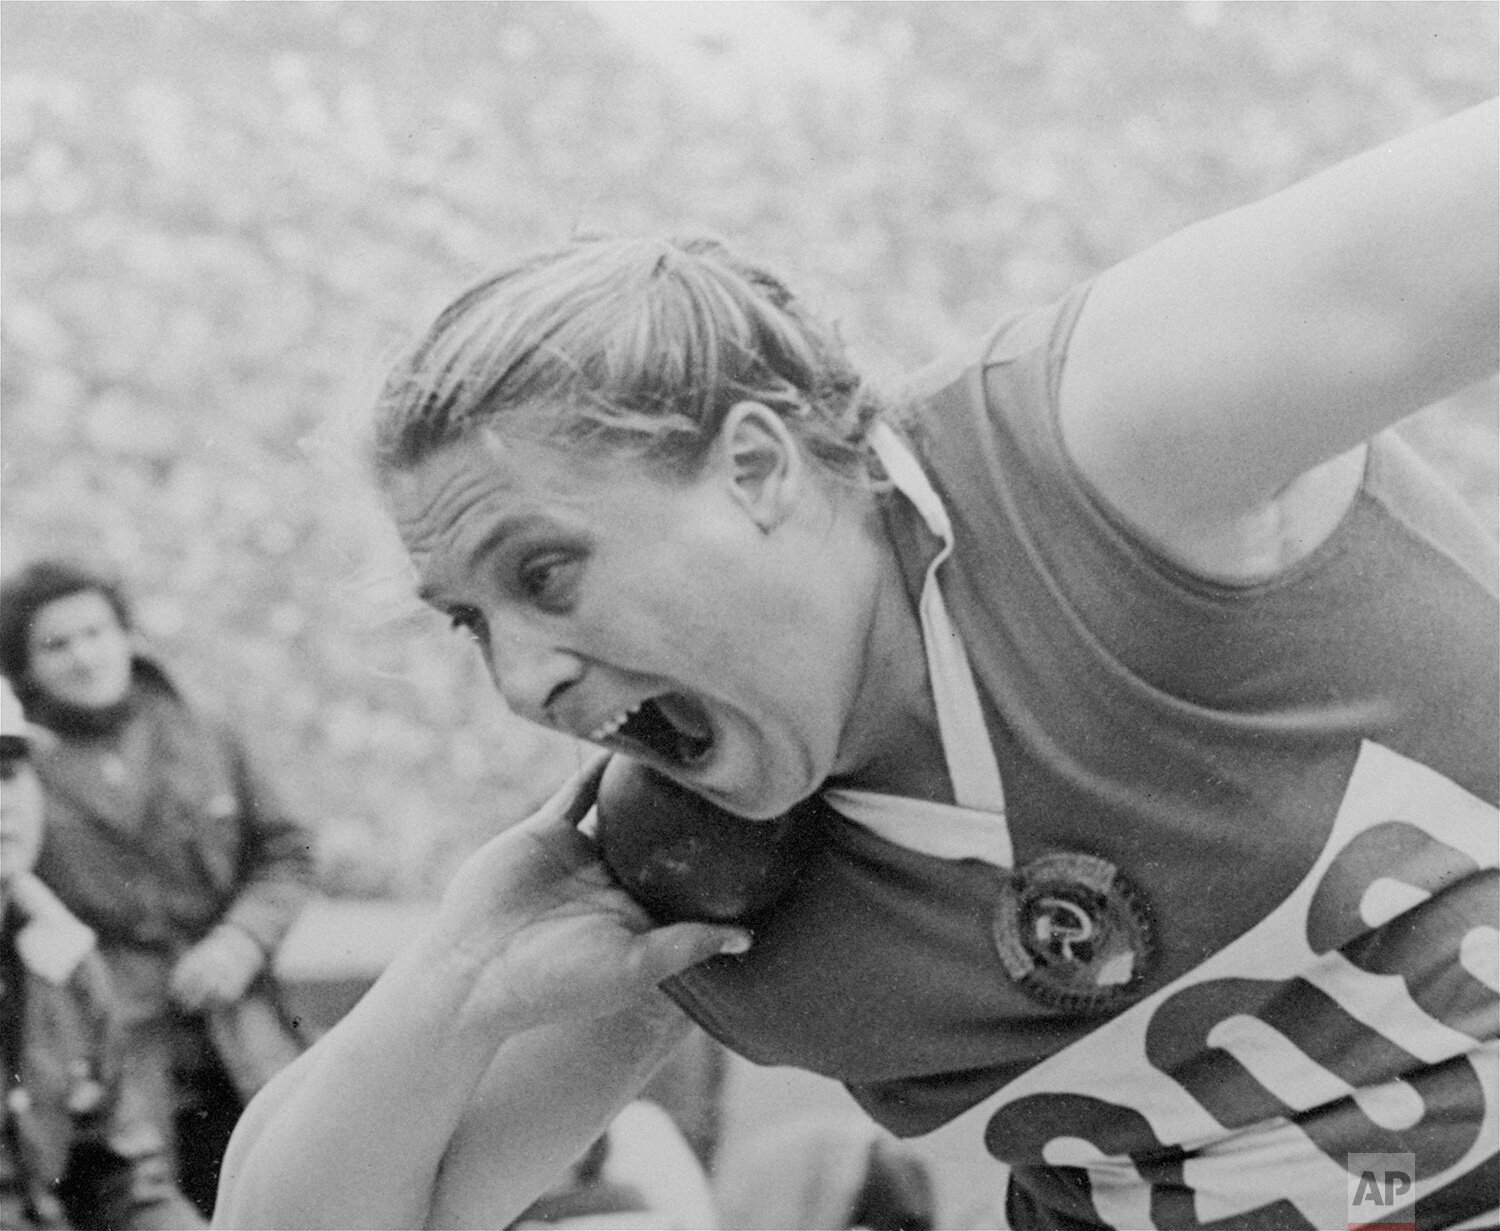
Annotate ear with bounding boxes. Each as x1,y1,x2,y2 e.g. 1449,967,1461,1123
710,401,805,533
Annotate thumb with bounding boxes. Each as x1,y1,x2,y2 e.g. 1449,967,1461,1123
633,923,753,986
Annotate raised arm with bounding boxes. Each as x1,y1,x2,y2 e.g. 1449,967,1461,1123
1060,98,1498,577
213,765,749,1230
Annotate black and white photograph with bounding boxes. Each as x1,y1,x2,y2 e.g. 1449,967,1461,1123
1,3,1496,1228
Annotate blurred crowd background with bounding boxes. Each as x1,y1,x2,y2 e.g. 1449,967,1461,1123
3,1,1496,904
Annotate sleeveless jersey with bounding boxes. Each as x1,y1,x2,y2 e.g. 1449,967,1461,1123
663,285,1499,1229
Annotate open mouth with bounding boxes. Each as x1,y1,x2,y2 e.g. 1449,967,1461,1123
590,692,714,769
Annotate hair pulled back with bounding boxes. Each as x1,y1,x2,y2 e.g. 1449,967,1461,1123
372,235,885,483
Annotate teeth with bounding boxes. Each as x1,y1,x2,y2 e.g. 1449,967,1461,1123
587,701,642,744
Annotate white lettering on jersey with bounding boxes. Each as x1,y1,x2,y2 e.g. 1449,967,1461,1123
936,742,1498,1229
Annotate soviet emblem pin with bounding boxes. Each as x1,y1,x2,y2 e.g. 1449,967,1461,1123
992,851,1156,1013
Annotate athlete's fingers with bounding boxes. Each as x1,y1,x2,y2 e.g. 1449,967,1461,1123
633,922,753,986
524,754,611,834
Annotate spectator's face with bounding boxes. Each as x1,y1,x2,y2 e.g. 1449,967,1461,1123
25,590,134,711
0,738,43,886
389,421,876,820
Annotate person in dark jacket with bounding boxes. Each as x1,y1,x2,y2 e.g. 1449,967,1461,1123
0,561,315,1220
2,676,204,1230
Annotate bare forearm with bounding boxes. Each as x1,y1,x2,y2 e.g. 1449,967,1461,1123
428,1001,691,1229
214,935,514,1229
214,773,748,1229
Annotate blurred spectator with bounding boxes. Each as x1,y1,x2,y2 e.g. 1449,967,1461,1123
2,676,204,1229
510,1099,720,1230
715,1113,937,1231
0,560,316,1220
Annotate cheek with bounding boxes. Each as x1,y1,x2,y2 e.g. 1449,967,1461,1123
576,524,742,653
29,653,65,687
578,515,846,708
640,562,781,667
617,572,834,713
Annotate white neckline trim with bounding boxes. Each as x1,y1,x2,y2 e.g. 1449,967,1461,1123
821,788,1014,870
831,425,1011,868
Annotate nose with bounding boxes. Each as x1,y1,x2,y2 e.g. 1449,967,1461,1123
72,631,107,669
483,615,582,726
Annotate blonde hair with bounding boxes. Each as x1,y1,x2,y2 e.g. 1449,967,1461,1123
372,235,885,483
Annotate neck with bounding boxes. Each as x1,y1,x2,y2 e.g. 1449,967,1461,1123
828,504,951,802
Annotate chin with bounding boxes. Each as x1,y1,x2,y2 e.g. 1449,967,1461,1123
682,737,822,821
725,776,821,822
729,799,793,823
667,772,776,822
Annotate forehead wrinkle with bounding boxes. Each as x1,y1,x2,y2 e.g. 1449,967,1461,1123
400,453,523,603
400,432,625,608
414,515,535,608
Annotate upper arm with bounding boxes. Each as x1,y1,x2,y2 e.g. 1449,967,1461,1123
427,994,693,1230
1059,99,1498,564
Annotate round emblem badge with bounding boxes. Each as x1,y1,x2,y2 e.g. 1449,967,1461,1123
992,851,1156,1013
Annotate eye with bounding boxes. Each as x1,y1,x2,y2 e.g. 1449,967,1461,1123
518,551,582,611
447,605,489,646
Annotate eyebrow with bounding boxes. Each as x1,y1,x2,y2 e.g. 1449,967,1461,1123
415,513,548,605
